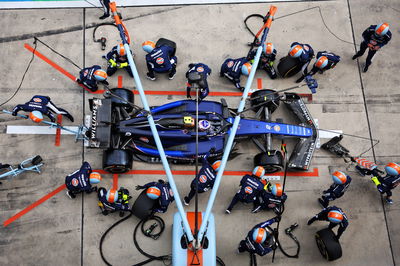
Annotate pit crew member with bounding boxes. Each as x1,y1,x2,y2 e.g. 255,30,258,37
186,63,212,100
104,43,133,77
97,187,131,216
318,171,352,208
76,65,109,92
247,42,277,79
307,206,348,240
142,40,177,80
65,162,101,199
220,57,252,91
136,179,175,213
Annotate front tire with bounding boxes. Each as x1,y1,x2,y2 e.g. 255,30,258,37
250,89,280,114
254,150,284,173
103,149,132,173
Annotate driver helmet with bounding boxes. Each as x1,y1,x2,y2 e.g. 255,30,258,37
93,69,107,81
106,189,118,203
89,172,102,184
142,40,156,53
375,23,389,36
117,43,126,56
331,171,347,185
211,160,221,171
252,166,265,178
241,62,252,76
271,183,283,197
385,162,400,176
315,56,328,69
328,210,344,224
264,42,275,55
252,227,268,244
29,111,44,123
198,120,211,131
289,45,303,58
146,186,161,200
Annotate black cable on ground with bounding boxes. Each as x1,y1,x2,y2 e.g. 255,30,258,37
0,39,37,107
92,22,118,50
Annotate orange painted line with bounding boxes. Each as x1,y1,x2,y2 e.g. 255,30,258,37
257,78,262,90
118,76,123,88
187,212,203,266
3,184,66,227
95,168,319,177
55,114,62,146
112,174,118,190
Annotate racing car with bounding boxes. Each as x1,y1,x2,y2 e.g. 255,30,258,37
88,87,317,174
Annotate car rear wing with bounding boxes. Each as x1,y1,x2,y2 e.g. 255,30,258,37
88,98,112,149
283,93,318,170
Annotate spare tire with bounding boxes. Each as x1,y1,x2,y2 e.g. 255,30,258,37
110,88,134,113
250,89,280,114
315,228,342,261
277,56,302,78
254,150,284,173
156,38,176,57
132,190,157,220
103,149,132,173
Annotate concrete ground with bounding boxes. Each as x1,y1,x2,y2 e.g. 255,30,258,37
0,0,399,265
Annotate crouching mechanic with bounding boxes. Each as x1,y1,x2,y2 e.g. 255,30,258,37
247,42,277,79
253,183,287,214
296,51,341,83
288,42,314,79
77,65,108,92
12,95,74,123
136,179,175,213
183,152,221,205
65,162,101,199
307,206,348,240
318,171,352,208
186,63,212,100
237,216,280,256
220,57,252,91
97,187,131,216
226,166,265,213
105,43,133,77
142,40,177,80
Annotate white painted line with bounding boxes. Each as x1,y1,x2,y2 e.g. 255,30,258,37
314,119,342,149
7,126,79,135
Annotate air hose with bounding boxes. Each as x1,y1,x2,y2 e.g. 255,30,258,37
92,23,118,51
276,223,300,258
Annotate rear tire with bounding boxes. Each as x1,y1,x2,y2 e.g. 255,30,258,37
277,56,302,78
103,149,132,173
250,89,280,113
156,38,177,57
315,228,342,261
254,150,284,173
110,88,134,113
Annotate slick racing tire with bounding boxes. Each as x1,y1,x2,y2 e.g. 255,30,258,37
254,150,284,173
250,89,280,114
277,56,302,78
132,190,156,220
32,155,43,165
315,228,342,261
103,149,132,173
110,88,134,113
156,38,177,57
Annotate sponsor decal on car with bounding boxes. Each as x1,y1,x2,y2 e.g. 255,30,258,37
274,125,280,132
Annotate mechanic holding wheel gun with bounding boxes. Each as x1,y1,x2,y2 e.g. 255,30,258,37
252,183,287,214
296,51,341,83
226,166,265,214
318,171,352,208
288,42,314,78
237,216,280,256
104,43,133,77
76,65,109,92
185,63,212,100
136,179,175,213
247,42,278,79
65,162,102,199
220,57,252,92
97,187,131,216
307,206,348,240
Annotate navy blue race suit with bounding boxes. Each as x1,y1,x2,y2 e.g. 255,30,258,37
184,153,217,204
307,206,349,239
319,175,352,208
296,51,341,83
353,25,392,69
146,45,177,78
253,189,287,214
374,174,400,198
138,181,175,213
226,174,264,212
220,57,249,91
290,42,314,76
105,45,133,77
97,187,131,214
186,63,212,100
77,65,109,92
238,217,279,256
65,162,96,196
12,95,74,122
247,48,277,79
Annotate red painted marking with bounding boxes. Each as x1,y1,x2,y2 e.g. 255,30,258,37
118,76,123,88
55,114,62,146
113,174,118,190
95,168,319,177
3,184,66,227
298,93,313,102
257,78,262,90
187,212,203,266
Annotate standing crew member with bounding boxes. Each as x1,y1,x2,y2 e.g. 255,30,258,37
226,166,265,213
105,43,133,77
136,179,175,213
186,63,212,100
252,183,287,214
65,162,101,199
247,42,278,79
296,51,341,83
220,57,252,91
99,0,110,20
352,23,392,72
142,40,177,81
288,42,314,78
307,206,348,240
237,216,280,256
97,187,131,216
12,95,74,122
318,171,352,208
76,65,109,92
